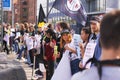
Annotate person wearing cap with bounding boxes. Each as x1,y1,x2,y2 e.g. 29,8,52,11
51,29,77,80
72,10,120,80
55,22,71,63
89,16,102,60
78,16,102,71
89,16,101,41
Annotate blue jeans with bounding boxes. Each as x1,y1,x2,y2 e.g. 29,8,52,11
17,45,24,59
26,51,31,64
13,41,19,53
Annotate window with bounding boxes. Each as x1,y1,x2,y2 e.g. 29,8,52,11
22,15,27,18
88,0,97,12
22,1,27,5
22,8,27,12
99,0,106,11
87,0,107,12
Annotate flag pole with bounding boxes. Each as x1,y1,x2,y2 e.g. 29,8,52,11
46,0,49,22
12,0,14,28
46,0,57,21
10,0,14,53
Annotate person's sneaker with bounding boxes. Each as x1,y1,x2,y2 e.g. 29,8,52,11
24,62,31,65
14,58,21,61
31,75,38,80
35,70,43,78
35,74,43,78
28,63,33,67
21,57,27,62
19,59,24,62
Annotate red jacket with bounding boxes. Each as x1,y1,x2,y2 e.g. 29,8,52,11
44,39,56,61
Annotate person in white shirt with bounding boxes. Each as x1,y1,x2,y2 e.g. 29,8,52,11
72,10,120,80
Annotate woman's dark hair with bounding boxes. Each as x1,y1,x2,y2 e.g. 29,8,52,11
59,22,71,31
81,27,91,34
81,27,91,42
46,29,56,40
47,24,52,29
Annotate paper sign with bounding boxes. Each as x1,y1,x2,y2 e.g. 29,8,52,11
82,42,96,68
16,32,21,37
11,28,15,32
54,46,58,55
39,63,46,72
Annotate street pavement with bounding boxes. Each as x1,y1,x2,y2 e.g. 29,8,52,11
7,52,46,80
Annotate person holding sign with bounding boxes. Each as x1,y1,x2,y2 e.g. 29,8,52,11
55,21,71,63
79,27,91,58
81,16,102,69
51,29,77,80
79,27,91,69
72,10,120,80
89,16,102,60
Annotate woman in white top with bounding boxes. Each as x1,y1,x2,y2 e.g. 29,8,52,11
79,27,91,58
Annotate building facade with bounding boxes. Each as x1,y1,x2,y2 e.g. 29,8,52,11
47,0,120,33
48,0,120,23
4,0,37,24
85,0,120,13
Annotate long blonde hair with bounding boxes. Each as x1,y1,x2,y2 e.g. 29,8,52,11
60,33,72,49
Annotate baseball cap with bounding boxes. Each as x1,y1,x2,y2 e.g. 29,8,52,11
61,29,70,35
90,16,101,23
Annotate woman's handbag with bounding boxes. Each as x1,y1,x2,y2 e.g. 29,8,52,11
70,58,81,75
69,52,81,75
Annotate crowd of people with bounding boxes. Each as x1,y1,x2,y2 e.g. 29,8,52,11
1,10,120,80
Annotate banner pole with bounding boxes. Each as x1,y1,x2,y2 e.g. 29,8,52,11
46,0,57,20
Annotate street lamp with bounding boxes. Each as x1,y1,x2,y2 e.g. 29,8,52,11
12,0,14,28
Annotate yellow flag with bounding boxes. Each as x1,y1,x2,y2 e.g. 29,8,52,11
38,22,45,28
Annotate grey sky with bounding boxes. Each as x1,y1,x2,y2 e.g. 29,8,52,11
37,0,47,16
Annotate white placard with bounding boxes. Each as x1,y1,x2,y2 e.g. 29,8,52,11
11,28,15,32
82,42,96,68
16,32,21,38
35,34,41,41
39,63,46,72
73,34,82,58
